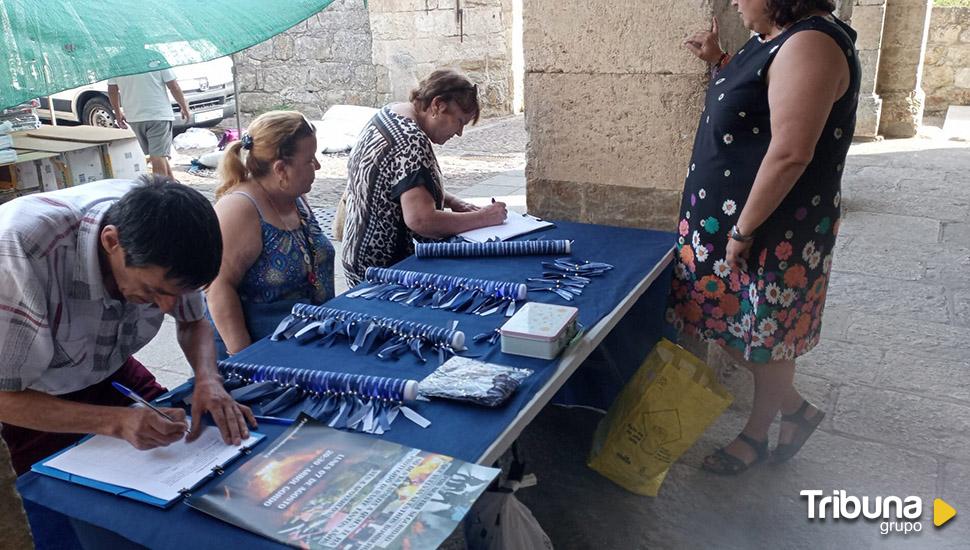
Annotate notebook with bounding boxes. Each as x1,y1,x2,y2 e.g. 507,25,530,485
32,424,264,508
457,213,554,242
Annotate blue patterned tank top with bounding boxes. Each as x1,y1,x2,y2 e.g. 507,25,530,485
210,191,335,358
234,192,334,305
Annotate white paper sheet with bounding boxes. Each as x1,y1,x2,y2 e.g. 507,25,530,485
45,426,261,502
456,213,553,243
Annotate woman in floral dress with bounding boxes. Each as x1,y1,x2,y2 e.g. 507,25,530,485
670,0,860,474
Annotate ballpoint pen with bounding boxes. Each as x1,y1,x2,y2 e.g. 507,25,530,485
112,381,188,432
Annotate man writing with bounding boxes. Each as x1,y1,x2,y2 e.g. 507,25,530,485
108,69,190,179
0,175,255,474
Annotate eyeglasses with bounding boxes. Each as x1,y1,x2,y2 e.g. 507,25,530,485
299,114,314,133
244,114,316,158
278,115,316,160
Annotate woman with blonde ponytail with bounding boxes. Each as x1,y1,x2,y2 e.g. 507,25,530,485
206,111,335,358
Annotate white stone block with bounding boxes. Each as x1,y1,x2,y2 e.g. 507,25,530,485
943,105,970,141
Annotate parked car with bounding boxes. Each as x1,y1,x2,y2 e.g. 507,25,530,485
37,57,236,130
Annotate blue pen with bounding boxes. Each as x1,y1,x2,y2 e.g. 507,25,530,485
112,381,184,428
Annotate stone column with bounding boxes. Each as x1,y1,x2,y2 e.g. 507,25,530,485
0,438,33,549
849,0,887,139
524,1,748,231
835,0,854,19
877,0,933,138
922,6,970,118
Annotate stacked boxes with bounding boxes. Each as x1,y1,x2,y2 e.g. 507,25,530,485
16,157,60,193
0,124,17,195
1,100,41,133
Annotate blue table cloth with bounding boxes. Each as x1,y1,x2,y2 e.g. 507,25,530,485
18,221,675,550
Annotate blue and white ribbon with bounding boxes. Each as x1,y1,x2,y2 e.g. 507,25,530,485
527,258,615,301
218,361,429,433
414,239,572,258
346,267,528,317
270,304,466,364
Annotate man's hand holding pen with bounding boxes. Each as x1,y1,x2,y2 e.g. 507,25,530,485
114,405,188,451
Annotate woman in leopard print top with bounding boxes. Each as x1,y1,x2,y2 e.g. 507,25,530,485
340,69,508,287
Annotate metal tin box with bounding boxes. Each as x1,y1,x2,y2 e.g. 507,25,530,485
500,302,580,360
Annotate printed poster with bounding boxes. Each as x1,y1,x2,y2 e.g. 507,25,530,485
187,414,499,549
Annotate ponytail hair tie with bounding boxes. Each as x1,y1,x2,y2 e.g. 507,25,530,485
241,133,253,150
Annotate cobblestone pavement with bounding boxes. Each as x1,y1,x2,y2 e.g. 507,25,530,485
513,137,970,549
143,120,970,548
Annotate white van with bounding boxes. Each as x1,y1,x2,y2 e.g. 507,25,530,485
37,57,236,129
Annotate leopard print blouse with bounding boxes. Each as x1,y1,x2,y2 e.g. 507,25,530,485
341,106,444,287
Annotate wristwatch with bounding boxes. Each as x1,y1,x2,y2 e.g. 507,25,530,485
728,225,755,243
714,51,730,69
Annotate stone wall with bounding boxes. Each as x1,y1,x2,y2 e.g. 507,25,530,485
234,0,378,121
368,0,514,114
234,0,514,122
923,6,970,117
524,0,748,231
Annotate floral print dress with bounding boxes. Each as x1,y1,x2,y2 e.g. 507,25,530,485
668,15,860,363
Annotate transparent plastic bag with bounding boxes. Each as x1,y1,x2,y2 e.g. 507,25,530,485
464,475,553,550
418,357,532,407
173,127,218,150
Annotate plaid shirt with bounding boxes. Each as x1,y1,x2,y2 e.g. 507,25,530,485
0,180,205,395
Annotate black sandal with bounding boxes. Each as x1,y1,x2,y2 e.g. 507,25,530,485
772,400,825,464
702,432,768,476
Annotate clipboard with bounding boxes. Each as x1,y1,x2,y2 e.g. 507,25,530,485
31,431,266,509
456,213,554,243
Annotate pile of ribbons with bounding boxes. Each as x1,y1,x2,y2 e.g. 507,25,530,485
526,258,615,301
347,267,528,317
271,304,466,364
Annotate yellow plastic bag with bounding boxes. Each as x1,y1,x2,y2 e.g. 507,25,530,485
588,338,733,496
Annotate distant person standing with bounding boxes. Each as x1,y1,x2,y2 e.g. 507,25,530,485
108,69,190,178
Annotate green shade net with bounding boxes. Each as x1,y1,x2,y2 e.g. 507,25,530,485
0,0,336,110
